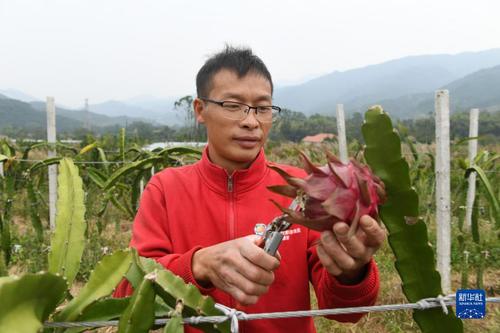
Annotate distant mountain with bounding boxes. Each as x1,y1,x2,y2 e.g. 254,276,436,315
90,97,183,126
445,64,500,109
0,98,83,131
89,100,152,118
274,48,500,115
0,89,41,103
29,101,150,128
0,92,185,132
3,48,499,131
362,65,500,118
125,95,178,111
0,96,158,133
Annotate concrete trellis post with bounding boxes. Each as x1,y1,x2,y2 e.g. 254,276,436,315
434,90,451,294
139,178,144,198
336,104,348,164
47,97,57,230
464,108,479,230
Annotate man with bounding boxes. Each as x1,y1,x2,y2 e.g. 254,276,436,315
115,46,385,332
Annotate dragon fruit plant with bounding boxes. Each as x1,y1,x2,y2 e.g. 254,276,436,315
268,151,386,234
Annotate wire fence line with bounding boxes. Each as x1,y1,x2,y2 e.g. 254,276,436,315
2,158,499,172
12,158,132,164
43,295,500,332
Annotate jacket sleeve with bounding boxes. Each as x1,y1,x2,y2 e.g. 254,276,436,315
113,176,214,298
307,229,380,323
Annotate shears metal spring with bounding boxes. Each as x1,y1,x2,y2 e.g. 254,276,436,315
263,199,299,256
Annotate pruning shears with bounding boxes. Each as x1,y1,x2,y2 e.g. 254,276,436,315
262,199,299,256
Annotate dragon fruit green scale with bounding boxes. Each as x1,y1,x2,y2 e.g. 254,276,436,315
268,151,386,232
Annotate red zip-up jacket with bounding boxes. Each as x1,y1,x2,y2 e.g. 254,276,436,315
114,148,380,332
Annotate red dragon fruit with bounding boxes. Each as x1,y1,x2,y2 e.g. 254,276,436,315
268,151,386,233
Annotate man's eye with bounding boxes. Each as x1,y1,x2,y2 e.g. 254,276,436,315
223,103,241,111
257,106,272,113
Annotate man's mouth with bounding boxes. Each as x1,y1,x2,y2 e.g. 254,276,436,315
233,136,261,148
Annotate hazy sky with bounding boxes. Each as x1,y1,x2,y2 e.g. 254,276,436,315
1,0,499,108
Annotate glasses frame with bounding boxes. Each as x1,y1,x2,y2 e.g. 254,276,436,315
199,97,281,123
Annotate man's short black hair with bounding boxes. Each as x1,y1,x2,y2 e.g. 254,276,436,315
196,45,274,98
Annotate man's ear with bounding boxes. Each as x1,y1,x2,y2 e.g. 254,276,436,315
193,98,205,124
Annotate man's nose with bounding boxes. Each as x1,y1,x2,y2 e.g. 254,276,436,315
240,108,260,128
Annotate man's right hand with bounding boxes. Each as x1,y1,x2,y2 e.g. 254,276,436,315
192,235,280,306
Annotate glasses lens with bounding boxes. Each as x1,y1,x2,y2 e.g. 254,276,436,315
221,102,245,120
255,107,274,123
219,101,280,123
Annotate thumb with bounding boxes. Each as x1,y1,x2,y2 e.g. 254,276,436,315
246,234,264,247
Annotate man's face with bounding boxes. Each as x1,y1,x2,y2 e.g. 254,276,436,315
194,69,273,172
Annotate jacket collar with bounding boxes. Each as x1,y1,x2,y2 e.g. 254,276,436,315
196,146,269,194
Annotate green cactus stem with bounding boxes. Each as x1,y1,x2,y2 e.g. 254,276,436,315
150,269,230,333
0,273,67,333
55,249,132,323
48,158,86,286
362,106,463,333
62,297,131,333
117,277,155,333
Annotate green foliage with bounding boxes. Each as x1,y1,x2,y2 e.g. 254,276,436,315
0,141,223,333
164,315,184,333
465,165,500,228
48,158,86,286
401,110,500,144
0,113,497,332
362,106,463,333
174,95,206,141
78,142,98,155
0,273,67,333
0,250,6,277
118,277,156,333
0,146,16,264
103,156,162,191
63,297,131,333
54,249,133,322
26,177,43,241
151,269,230,333
120,128,126,162
0,207,11,264
29,157,62,173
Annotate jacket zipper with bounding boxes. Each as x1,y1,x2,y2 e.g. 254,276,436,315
227,174,238,317
227,175,235,240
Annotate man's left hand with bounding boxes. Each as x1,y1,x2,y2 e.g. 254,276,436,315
316,215,386,285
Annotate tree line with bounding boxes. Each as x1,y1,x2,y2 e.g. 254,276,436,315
2,106,499,145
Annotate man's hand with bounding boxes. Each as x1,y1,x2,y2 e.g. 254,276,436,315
192,235,280,306
316,215,386,285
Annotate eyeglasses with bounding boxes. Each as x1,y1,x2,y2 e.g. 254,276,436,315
199,98,281,123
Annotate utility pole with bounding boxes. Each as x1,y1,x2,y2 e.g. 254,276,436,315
435,90,451,294
47,97,57,230
84,98,91,131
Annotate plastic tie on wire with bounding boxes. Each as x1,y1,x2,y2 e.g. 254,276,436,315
436,295,449,315
416,294,452,315
189,316,203,325
215,303,248,333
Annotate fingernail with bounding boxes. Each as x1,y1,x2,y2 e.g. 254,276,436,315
321,231,333,241
334,225,348,236
361,216,372,226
